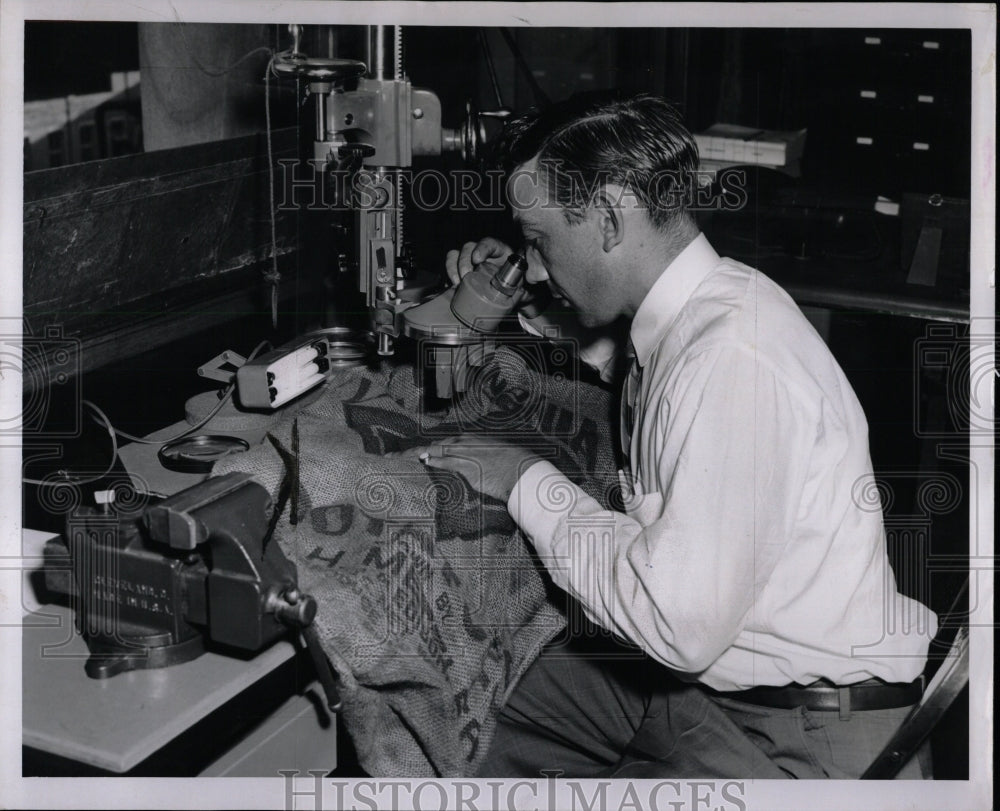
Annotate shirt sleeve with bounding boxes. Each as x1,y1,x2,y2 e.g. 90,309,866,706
508,342,813,673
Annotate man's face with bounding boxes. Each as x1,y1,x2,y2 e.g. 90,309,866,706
507,158,621,328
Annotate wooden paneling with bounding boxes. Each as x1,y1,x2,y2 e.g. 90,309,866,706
22,128,314,376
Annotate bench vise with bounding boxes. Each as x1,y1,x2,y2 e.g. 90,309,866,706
43,473,326,686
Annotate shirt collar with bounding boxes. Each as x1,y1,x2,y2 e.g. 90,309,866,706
629,232,720,367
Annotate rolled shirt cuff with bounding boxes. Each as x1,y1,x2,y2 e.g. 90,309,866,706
507,460,591,587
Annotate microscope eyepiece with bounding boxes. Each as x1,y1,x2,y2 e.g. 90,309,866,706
490,253,528,295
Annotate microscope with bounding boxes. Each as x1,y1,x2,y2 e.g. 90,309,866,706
253,24,527,400
271,26,510,348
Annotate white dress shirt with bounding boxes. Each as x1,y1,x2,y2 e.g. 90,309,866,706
511,233,937,691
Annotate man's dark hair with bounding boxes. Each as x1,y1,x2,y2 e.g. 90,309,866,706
488,92,700,230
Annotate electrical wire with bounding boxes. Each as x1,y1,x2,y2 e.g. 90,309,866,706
187,45,275,78
260,35,308,331
106,385,235,445
172,22,293,329
169,16,274,79
109,339,271,445
499,28,550,108
264,53,282,328
21,401,119,487
22,340,271,488
478,30,506,110
177,23,297,329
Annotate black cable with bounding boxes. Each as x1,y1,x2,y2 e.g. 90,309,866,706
499,28,550,108
478,29,506,110
106,339,271,445
303,625,342,712
22,340,273,489
22,401,119,487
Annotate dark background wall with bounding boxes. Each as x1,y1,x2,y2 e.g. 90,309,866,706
25,24,971,196
24,22,139,100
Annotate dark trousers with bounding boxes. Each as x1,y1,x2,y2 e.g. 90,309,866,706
476,631,931,779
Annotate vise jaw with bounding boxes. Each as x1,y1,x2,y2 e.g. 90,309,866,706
44,473,307,679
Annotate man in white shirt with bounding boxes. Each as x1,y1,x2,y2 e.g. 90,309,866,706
406,94,936,778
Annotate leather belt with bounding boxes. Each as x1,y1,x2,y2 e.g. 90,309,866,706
712,677,924,712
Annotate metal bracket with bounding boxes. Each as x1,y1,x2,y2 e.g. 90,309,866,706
197,350,248,384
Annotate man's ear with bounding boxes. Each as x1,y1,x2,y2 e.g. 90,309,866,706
593,185,626,252
591,184,625,253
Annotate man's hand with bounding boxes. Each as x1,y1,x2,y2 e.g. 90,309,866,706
445,238,514,287
445,237,552,318
393,435,543,503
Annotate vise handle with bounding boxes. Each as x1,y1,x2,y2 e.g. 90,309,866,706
147,473,342,710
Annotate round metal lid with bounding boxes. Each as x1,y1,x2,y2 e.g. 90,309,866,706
272,56,367,82
307,328,372,366
158,435,251,473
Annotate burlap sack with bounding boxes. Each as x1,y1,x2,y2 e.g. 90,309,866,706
213,345,618,776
